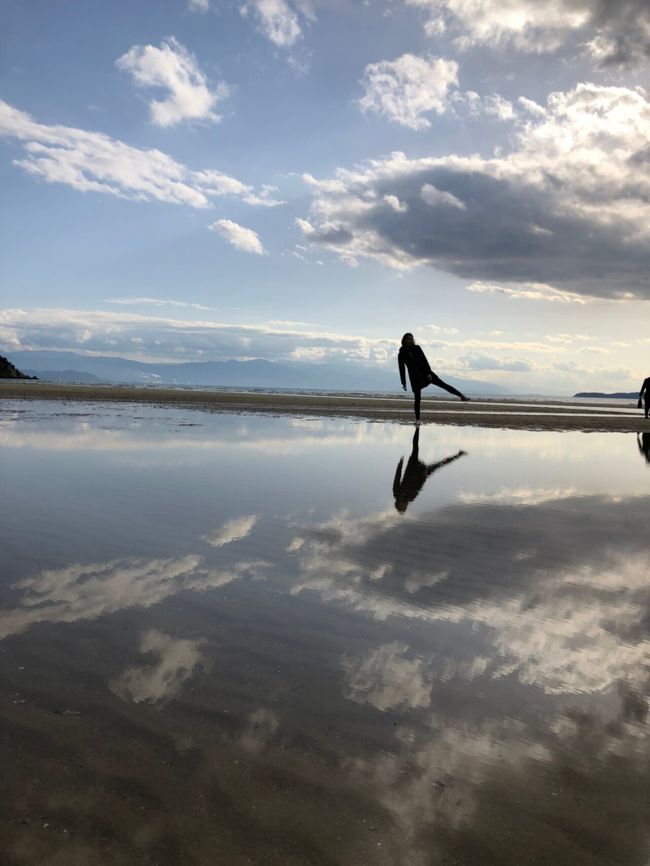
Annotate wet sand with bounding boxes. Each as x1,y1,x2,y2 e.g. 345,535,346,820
3,404,650,864
2,380,648,431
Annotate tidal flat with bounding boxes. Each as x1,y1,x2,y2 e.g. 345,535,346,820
1,400,650,865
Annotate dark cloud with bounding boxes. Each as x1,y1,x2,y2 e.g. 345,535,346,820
587,0,650,66
301,84,650,299
293,493,650,619
373,168,650,294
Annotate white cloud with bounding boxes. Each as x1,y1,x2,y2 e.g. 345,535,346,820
210,219,266,254
459,486,578,506
343,641,432,711
384,194,408,212
188,0,210,10
406,0,650,66
242,0,302,47
116,38,228,127
458,352,532,372
482,93,515,121
359,53,459,129
0,99,283,208
299,83,650,298
407,0,590,53
239,707,281,753
107,297,220,311
453,90,515,121
110,629,205,704
0,307,398,365
203,514,257,547
0,550,264,640
467,281,586,303
421,182,465,209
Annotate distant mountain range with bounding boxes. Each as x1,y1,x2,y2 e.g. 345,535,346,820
8,349,508,395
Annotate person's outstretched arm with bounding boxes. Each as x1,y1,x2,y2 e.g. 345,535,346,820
398,350,407,390
393,458,404,497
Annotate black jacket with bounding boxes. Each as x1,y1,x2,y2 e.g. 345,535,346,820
398,344,432,391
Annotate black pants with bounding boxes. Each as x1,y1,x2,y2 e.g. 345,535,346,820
413,375,464,420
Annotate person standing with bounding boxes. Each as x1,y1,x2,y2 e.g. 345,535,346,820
639,376,650,419
398,332,468,422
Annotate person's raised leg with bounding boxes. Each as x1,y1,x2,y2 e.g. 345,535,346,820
430,373,469,401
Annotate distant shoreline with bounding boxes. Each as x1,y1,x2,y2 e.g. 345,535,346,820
1,381,648,432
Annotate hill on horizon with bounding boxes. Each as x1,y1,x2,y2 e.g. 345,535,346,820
8,349,509,395
0,354,37,380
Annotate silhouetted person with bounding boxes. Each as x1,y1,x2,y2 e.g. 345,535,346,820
393,428,467,513
639,377,650,419
638,432,650,464
398,332,468,422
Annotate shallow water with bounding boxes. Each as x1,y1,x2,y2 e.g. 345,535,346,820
2,400,650,865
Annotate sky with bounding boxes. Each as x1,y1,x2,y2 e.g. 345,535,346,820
2,0,650,395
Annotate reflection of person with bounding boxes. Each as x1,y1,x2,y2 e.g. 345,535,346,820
638,432,650,464
639,377,650,419
398,332,468,422
393,428,467,513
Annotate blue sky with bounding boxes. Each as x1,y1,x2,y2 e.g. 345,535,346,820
2,0,650,394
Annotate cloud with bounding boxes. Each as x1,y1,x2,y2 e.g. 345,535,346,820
459,353,532,372
0,99,283,208
406,0,650,66
458,486,579,505
239,707,281,754
466,281,587,303
241,0,303,47
116,38,228,127
0,551,264,640
110,629,205,704
383,194,408,212
298,83,650,298
407,0,590,53
421,182,465,209
187,0,210,10
203,515,257,547
106,297,220,311
210,219,266,254
289,494,650,696
358,54,458,129
343,641,433,711
0,307,398,365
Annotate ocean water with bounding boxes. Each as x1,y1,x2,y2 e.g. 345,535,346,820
1,400,649,865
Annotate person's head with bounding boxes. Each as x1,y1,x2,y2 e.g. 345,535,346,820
401,332,415,347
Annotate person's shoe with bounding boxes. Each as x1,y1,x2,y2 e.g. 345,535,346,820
460,395,470,402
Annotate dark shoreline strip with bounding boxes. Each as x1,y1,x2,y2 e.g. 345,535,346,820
1,382,648,432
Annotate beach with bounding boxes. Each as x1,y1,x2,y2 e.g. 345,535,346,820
1,380,648,432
